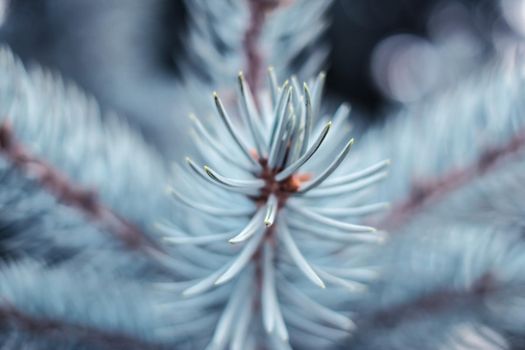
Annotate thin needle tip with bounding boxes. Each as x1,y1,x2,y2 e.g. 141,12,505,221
203,166,215,179
214,277,227,286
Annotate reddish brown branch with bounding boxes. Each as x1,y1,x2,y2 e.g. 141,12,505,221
359,273,496,329
0,304,165,350
378,130,525,230
243,0,282,97
0,122,157,250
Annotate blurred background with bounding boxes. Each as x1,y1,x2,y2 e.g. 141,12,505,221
0,0,523,150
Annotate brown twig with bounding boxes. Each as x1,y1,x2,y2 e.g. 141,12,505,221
0,304,166,350
243,0,282,98
0,122,158,251
358,273,496,329
378,130,525,230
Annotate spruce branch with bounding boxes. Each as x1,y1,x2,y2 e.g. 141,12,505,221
243,0,280,93
378,130,525,230
0,47,170,231
0,261,172,349
0,146,126,265
350,62,525,350
351,275,506,349
160,70,388,348
358,57,525,232
4,1,525,349
0,47,182,276
181,0,330,89
358,273,495,330
264,0,332,80
173,0,331,121
348,221,525,349
0,305,165,350
0,122,153,250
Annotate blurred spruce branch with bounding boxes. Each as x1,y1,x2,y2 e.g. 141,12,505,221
379,129,525,230
0,305,164,350
0,122,154,249
243,0,281,93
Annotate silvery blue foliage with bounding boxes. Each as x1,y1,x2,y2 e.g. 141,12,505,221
0,45,176,347
357,57,525,205
158,71,388,348
345,54,525,349
172,0,332,152
0,0,525,349
0,47,170,229
349,220,525,349
180,0,247,88
0,261,168,349
0,157,109,262
0,47,172,266
264,0,332,80
178,0,331,94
